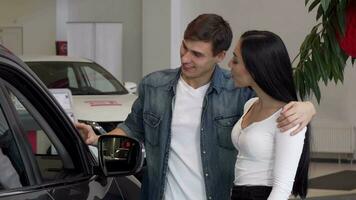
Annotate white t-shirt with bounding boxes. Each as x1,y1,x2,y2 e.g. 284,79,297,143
164,77,210,200
231,97,306,200
0,148,22,189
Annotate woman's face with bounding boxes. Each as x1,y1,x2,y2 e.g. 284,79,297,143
228,40,254,87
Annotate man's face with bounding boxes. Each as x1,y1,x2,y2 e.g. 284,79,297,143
180,40,225,84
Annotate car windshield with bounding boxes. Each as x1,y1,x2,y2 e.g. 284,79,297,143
27,61,128,95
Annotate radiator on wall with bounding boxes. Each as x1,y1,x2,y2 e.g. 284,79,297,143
311,126,356,157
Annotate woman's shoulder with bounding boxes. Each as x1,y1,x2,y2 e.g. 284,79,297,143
243,97,259,113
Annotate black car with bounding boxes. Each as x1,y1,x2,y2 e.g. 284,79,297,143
0,45,143,200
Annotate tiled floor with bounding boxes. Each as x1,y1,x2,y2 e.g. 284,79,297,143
291,161,356,199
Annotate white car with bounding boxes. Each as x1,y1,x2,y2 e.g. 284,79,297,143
20,55,137,134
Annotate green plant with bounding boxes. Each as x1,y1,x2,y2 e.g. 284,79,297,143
293,0,354,103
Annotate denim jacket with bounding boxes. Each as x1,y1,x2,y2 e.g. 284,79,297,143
118,65,254,200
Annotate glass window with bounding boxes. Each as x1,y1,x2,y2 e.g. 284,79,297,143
67,67,78,88
0,104,25,190
28,62,71,89
27,61,127,95
83,65,116,92
8,90,78,182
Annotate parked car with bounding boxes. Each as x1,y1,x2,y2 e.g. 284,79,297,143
19,55,137,135
0,46,143,199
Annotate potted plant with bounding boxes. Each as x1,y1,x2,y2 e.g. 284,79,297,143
294,0,356,102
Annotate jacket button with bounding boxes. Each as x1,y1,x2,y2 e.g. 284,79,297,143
202,151,206,154
208,196,212,199
205,173,209,177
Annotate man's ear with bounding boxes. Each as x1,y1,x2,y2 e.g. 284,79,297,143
215,51,226,63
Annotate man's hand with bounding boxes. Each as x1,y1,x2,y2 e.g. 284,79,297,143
75,122,99,145
277,101,316,135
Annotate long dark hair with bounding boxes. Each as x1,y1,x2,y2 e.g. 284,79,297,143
240,30,310,198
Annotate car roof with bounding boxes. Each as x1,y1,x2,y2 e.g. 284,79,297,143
19,55,94,63
0,45,34,73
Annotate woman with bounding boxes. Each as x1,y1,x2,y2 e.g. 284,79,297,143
229,30,310,200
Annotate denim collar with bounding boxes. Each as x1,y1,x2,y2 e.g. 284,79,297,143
166,64,225,95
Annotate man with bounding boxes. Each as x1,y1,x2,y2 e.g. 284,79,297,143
0,116,22,189
77,14,315,200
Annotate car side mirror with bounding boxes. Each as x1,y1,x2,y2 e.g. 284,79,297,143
124,81,137,94
98,135,143,176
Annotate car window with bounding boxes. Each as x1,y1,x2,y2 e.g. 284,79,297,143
6,86,84,183
27,61,128,95
82,65,116,92
67,67,79,88
28,62,72,89
0,104,26,190
9,92,64,181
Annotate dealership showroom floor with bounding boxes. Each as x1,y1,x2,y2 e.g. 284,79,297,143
290,161,356,200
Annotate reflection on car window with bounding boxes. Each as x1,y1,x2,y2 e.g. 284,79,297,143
8,90,82,183
67,67,78,88
0,104,25,190
83,65,116,93
9,92,65,181
27,62,128,95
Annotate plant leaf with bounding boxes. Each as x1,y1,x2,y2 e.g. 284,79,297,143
327,27,348,66
309,0,321,12
323,35,334,80
295,0,350,103
312,81,321,103
316,5,324,20
336,3,347,36
330,53,343,83
321,0,331,13
312,42,328,84
330,59,339,83
326,26,339,56
299,26,319,61
296,69,307,100
318,47,329,84
304,60,314,94
339,0,348,10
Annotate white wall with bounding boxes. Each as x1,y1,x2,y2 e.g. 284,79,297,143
0,0,56,55
345,64,356,124
312,61,355,127
142,0,171,76
68,0,142,83
170,0,181,68
56,0,68,41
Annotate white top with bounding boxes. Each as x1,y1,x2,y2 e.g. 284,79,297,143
164,77,210,200
231,98,306,200
0,148,22,189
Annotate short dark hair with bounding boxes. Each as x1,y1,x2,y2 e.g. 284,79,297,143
240,30,310,198
184,14,233,56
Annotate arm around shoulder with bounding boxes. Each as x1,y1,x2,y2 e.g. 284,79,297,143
277,101,315,135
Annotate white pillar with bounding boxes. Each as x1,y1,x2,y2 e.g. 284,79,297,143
170,0,181,68
56,0,68,41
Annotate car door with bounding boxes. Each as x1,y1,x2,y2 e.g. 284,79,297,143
0,54,127,200
0,96,51,200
